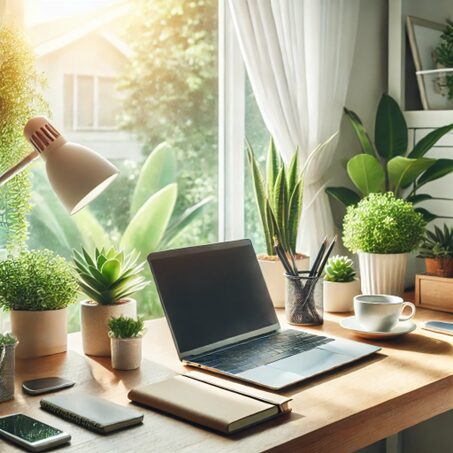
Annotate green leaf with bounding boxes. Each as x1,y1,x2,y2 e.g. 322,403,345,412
405,194,433,204
77,281,103,303
120,183,177,261
266,137,280,202
130,142,177,216
387,156,435,194
325,187,361,206
287,150,299,194
73,208,110,251
101,259,121,283
409,123,453,158
273,166,288,250
375,94,408,159
287,180,302,252
417,159,453,187
344,107,375,156
414,208,438,223
82,248,96,268
347,154,385,195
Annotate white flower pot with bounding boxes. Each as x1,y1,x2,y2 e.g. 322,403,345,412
323,279,361,313
110,336,142,370
11,309,67,359
258,256,310,308
358,252,409,297
81,299,137,357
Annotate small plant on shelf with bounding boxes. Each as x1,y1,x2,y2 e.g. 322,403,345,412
324,256,356,282
0,333,17,347
419,224,453,277
108,316,145,339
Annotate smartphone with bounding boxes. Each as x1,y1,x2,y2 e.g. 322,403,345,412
0,413,71,452
422,321,453,336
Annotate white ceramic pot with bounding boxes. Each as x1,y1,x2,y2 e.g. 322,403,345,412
358,252,409,297
258,256,309,308
110,336,142,370
323,279,361,313
11,309,67,359
81,299,137,357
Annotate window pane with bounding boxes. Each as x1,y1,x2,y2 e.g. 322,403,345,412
98,77,118,128
76,75,94,128
63,74,73,130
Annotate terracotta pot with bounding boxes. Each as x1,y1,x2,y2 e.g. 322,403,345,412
11,309,67,359
80,298,137,357
425,257,453,278
110,336,142,370
323,278,361,313
258,255,310,308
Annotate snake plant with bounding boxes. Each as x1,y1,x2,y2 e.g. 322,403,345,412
247,138,303,256
73,247,148,305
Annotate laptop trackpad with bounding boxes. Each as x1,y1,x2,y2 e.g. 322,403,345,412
267,348,350,377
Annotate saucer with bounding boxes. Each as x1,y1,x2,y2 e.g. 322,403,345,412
339,316,416,339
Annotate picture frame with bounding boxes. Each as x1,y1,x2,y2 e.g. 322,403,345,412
406,16,453,111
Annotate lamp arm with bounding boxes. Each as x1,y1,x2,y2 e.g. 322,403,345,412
0,151,40,187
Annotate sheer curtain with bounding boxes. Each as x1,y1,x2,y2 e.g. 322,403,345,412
229,0,359,259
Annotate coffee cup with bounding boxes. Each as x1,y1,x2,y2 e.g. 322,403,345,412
353,294,416,332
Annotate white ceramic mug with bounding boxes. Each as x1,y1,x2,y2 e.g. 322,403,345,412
354,294,416,332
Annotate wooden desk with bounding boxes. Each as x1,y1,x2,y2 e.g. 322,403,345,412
2,307,453,452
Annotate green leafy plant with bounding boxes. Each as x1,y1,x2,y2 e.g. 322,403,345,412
0,333,17,346
108,315,145,338
0,27,46,252
0,250,78,311
324,256,356,282
247,137,303,255
73,246,149,305
435,20,453,100
326,94,453,222
343,193,426,254
419,224,453,258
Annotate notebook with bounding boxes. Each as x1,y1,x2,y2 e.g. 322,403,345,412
40,393,144,434
128,371,291,434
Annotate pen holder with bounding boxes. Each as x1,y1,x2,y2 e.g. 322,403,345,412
0,343,16,403
285,272,323,326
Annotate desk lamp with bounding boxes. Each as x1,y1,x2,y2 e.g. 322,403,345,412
0,117,119,214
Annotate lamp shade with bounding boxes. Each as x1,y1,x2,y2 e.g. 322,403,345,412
24,117,119,214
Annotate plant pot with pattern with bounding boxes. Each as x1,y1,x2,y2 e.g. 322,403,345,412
0,250,78,359
419,224,453,278
74,246,148,357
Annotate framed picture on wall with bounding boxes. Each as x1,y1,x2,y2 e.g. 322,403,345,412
406,16,453,110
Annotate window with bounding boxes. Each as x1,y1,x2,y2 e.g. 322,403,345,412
63,74,119,130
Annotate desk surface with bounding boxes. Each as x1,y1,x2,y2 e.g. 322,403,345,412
2,306,453,453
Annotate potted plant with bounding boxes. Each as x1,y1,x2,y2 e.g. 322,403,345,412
0,250,78,359
419,224,453,277
74,246,148,357
247,138,309,307
323,256,360,313
108,315,145,370
343,193,425,297
0,333,17,403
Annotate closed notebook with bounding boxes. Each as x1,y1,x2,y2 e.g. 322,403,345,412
128,371,291,434
40,393,143,434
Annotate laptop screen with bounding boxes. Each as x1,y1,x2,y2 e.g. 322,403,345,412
148,240,279,357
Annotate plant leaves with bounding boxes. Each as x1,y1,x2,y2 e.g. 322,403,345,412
101,259,121,283
414,207,438,223
387,156,435,193
130,142,177,216
344,107,375,156
409,123,453,158
375,94,408,159
405,193,433,204
273,166,288,250
287,149,299,194
287,180,302,252
73,208,110,251
417,159,453,187
266,137,280,202
347,154,385,195
325,187,361,206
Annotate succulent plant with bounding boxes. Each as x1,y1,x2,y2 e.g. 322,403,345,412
419,224,453,258
73,247,149,305
324,255,356,282
108,316,145,339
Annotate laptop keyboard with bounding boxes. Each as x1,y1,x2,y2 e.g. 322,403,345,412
189,330,334,374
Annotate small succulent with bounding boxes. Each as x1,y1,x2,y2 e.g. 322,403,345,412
108,315,145,339
73,247,149,305
0,333,17,347
419,224,453,258
324,255,356,282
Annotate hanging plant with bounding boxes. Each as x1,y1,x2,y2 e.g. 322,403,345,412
0,27,46,253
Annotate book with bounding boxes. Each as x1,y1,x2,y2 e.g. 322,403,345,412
40,393,144,434
128,371,291,434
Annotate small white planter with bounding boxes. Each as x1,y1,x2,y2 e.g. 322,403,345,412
358,252,409,297
81,298,137,357
11,309,67,359
258,256,309,308
323,279,361,313
110,336,142,370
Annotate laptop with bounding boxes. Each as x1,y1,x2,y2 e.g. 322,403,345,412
148,240,380,390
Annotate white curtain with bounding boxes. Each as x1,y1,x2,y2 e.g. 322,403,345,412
229,0,359,259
